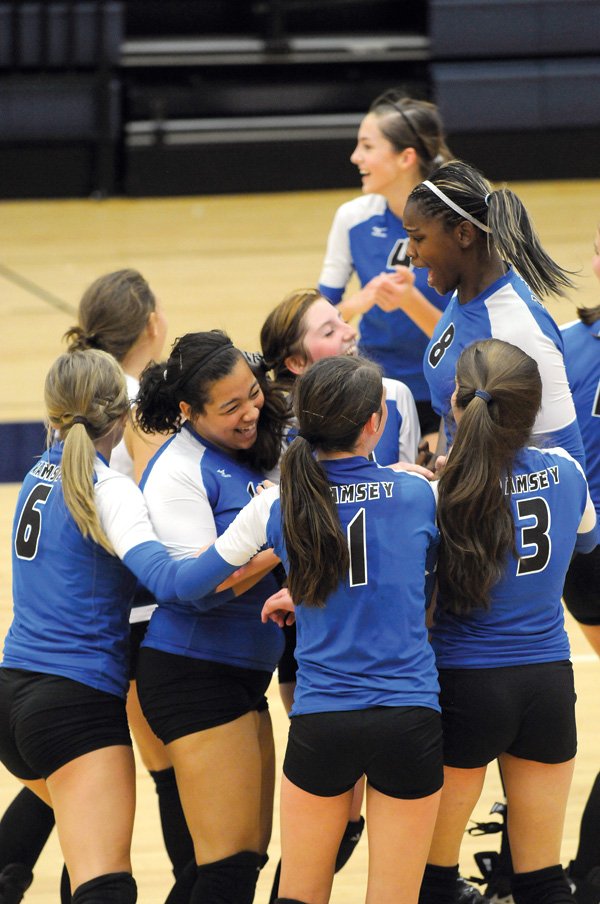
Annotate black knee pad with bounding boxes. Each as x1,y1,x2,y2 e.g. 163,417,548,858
191,851,261,904
275,899,310,903
73,872,137,904
418,863,459,904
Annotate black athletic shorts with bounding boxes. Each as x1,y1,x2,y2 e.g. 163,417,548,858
439,660,577,768
0,668,131,781
283,705,443,799
277,622,298,685
136,647,272,744
128,619,150,680
563,546,600,625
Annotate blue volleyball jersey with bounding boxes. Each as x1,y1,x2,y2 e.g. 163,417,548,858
318,194,451,400
186,457,440,716
5,444,227,699
423,268,584,464
562,317,600,519
140,423,285,671
431,446,598,669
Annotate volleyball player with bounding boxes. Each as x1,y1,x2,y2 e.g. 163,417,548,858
418,338,597,904
560,229,600,903
318,89,453,438
133,331,289,904
403,160,585,466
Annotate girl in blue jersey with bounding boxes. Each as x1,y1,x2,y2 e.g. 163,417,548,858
133,331,289,904
0,349,264,904
318,89,453,437
403,160,585,466
165,354,444,904
559,232,600,900
418,339,598,904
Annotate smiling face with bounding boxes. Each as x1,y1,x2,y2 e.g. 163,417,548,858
181,356,265,453
350,113,406,196
286,298,358,375
403,199,465,296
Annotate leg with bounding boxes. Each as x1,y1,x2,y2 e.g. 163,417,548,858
257,708,276,856
365,783,441,904
46,745,136,893
428,766,488,866
167,711,265,864
499,752,575,873
278,774,352,904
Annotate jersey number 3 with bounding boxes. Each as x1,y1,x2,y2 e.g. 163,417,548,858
14,483,53,560
516,497,551,576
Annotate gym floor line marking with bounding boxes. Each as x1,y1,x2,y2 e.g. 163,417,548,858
0,262,76,316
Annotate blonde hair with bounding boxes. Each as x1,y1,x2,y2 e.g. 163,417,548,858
45,349,130,553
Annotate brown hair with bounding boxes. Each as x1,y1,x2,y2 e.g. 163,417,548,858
64,269,156,361
280,355,383,607
437,339,542,614
260,288,322,391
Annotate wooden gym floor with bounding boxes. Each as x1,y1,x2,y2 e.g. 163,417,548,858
0,180,599,901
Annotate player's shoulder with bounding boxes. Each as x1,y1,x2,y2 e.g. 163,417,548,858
382,376,415,405
334,193,387,227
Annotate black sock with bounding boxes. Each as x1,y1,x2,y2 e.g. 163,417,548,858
60,863,71,903
72,872,137,904
512,865,574,904
419,863,459,904
572,771,600,878
0,787,55,871
334,816,365,872
149,767,195,877
164,859,197,904
190,851,261,904
0,863,34,904
268,859,281,904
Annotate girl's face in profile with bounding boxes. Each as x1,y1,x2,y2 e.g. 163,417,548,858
404,199,463,297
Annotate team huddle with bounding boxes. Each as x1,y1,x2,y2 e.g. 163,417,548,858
0,89,599,904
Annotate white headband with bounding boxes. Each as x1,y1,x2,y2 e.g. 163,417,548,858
422,180,492,234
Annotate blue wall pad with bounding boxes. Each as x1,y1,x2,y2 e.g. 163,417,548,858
0,422,46,484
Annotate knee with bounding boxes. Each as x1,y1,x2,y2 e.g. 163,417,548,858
72,872,136,904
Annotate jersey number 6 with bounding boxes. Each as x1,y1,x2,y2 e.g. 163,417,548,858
14,483,53,561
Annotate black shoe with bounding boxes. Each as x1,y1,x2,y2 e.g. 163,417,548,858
457,875,487,903
334,816,365,872
567,861,600,904
0,864,33,904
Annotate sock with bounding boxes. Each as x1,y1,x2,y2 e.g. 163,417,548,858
268,859,281,904
572,771,600,878
190,851,261,904
72,872,137,904
512,864,574,904
60,863,71,903
334,816,365,872
418,863,460,904
0,863,34,904
0,787,55,871
149,768,194,877
164,859,197,904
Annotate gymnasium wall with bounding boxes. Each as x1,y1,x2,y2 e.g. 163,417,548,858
0,0,599,200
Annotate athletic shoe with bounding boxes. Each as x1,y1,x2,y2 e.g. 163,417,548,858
456,875,487,903
567,861,600,904
0,863,33,904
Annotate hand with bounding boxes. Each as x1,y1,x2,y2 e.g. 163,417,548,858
387,460,435,480
372,269,416,312
261,588,296,627
257,479,275,494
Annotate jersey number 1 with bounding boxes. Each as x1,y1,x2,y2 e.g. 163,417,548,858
348,508,367,586
14,483,53,560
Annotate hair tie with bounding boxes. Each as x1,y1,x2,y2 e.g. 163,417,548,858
422,181,492,234
484,192,491,206
474,389,492,404
242,350,268,373
71,415,90,427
